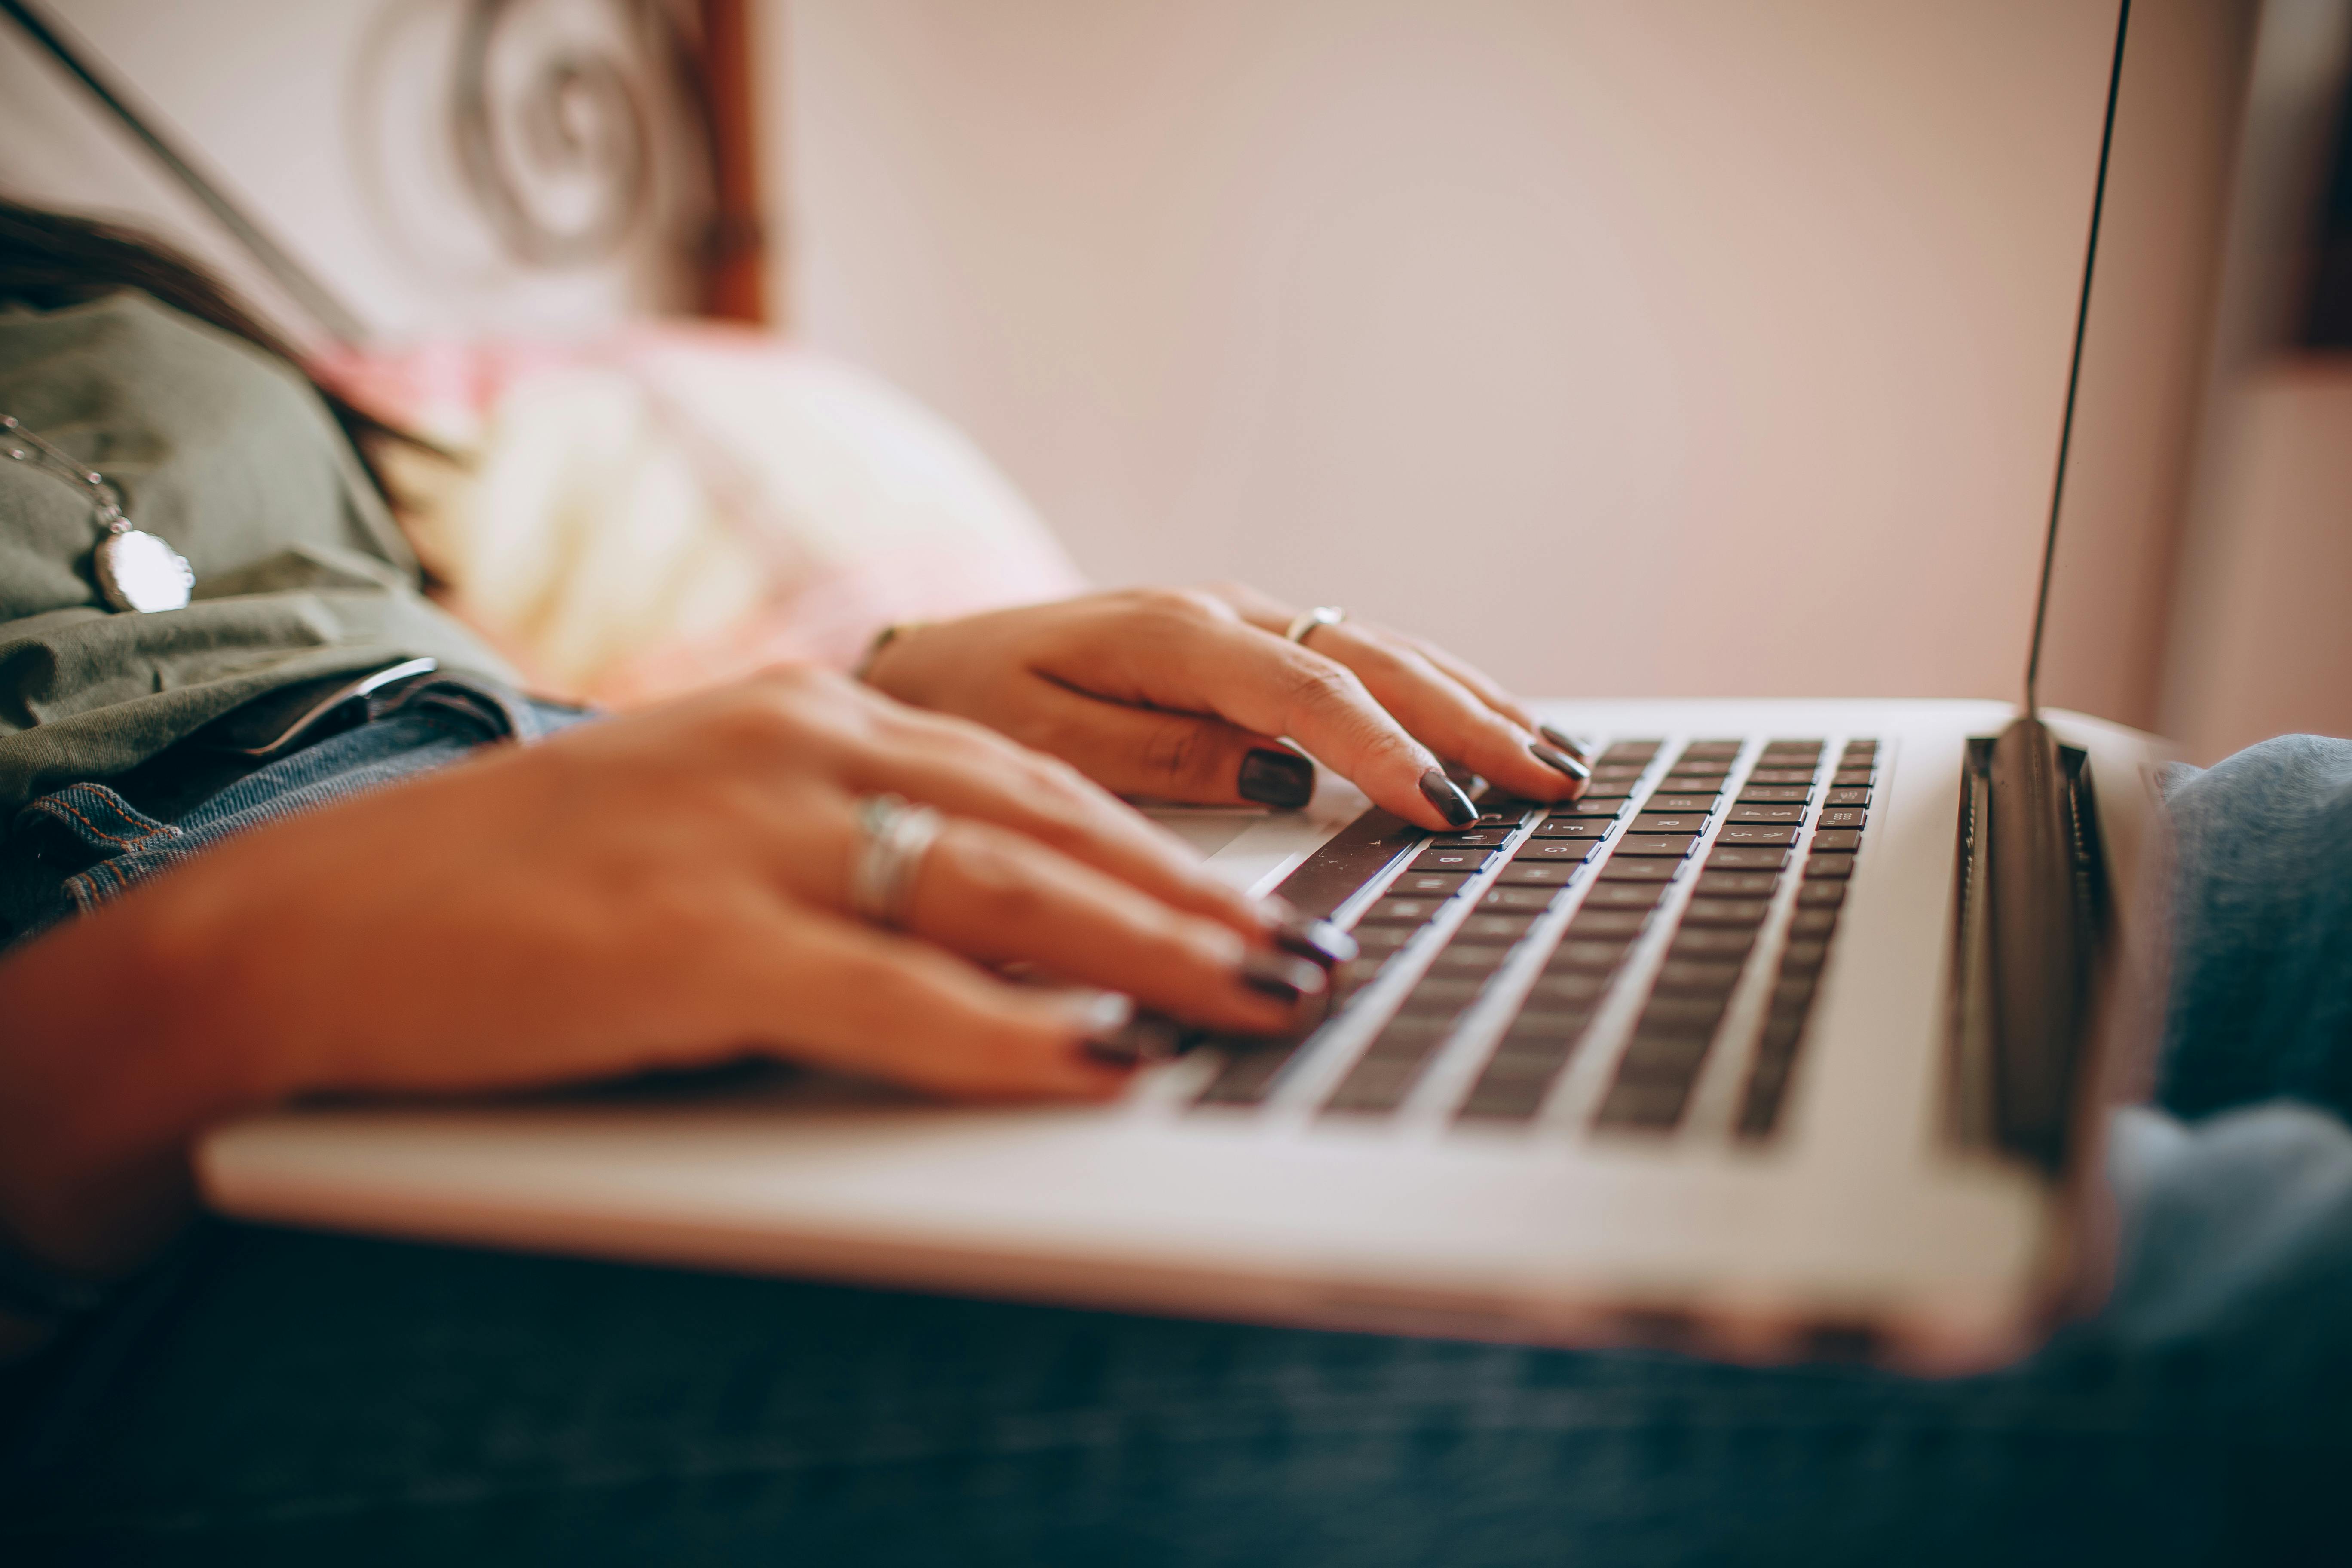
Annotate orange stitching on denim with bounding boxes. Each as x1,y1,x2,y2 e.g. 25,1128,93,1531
30,793,179,849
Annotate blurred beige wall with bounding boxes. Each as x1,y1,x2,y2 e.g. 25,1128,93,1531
2164,364,2352,761
774,0,2251,727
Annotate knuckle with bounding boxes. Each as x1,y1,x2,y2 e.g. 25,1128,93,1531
942,825,1057,925
1122,585,1225,626
1278,655,1364,714
1139,717,1224,790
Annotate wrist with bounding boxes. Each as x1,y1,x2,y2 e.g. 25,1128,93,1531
0,870,287,1274
853,620,927,686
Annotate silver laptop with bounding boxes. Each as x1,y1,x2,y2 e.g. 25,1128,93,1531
196,7,2184,1370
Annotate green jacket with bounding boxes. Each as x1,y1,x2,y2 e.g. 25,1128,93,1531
0,291,512,829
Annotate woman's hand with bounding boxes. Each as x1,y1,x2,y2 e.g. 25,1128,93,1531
860,585,1589,829
0,668,1337,1274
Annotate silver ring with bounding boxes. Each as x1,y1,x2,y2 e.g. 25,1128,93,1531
1283,605,1345,645
849,793,944,928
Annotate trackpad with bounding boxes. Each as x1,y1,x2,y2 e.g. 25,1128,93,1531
1145,808,1264,861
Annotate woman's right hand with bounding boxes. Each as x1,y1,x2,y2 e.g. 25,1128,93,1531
0,667,1329,1273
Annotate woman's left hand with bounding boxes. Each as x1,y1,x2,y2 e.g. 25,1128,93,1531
861,585,1589,831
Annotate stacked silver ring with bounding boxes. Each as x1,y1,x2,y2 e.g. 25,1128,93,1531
849,793,944,928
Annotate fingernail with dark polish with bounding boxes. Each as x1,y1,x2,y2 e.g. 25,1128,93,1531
1272,913,1358,969
1538,723,1593,762
1084,1008,1188,1067
1530,741,1592,792
1240,949,1328,1005
1238,748,1315,809
1418,767,1478,827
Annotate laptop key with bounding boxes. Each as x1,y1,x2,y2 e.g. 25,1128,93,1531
1694,870,1779,899
1364,895,1448,924
1496,861,1582,888
1809,829,1862,854
1525,971,1611,1007
1779,940,1830,973
1412,845,1500,874
1746,767,1818,785
1796,880,1847,907
1325,1058,1424,1113
1641,793,1721,814
1514,838,1603,865
1457,1080,1552,1122
1815,807,1868,830
1671,927,1756,961
1654,959,1745,994
1596,858,1682,882
1614,834,1699,857
1528,818,1611,839
1802,855,1855,880
1479,885,1562,913
1427,944,1518,977
1825,787,1871,807
1593,1077,1694,1130
1567,908,1651,938
1631,813,1709,836
1727,802,1807,824
1457,912,1540,943
1681,897,1770,928
1788,907,1840,939
1549,940,1634,972
1399,977,1486,1014
1737,784,1813,804
1715,824,1799,847
1636,995,1730,1035
1194,1038,1301,1105
1504,1008,1596,1043
1831,768,1876,788
1359,1016,1454,1060
1429,828,1515,848
1706,846,1790,872
1583,881,1670,908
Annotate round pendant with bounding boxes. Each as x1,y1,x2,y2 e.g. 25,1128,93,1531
95,529,196,613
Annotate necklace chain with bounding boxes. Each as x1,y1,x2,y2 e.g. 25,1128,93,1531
2,411,192,612
0,413,130,533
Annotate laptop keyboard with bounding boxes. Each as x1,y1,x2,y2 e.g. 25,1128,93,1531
1193,736,1881,1139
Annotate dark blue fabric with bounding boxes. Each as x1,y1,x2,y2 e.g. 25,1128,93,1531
2158,737,2352,1124
0,695,584,947
3,735,2352,1565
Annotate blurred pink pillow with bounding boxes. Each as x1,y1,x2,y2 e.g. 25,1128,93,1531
315,323,1084,707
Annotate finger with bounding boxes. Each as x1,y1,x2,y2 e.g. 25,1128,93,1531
840,698,1277,939
903,818,1322,1034
1303,620,1586,803
735,906,1135,1100
1072,609,1474,830
1012,684,1318,810
1384,626,1539,731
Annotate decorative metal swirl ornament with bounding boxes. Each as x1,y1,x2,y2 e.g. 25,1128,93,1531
2,414,193,613
451,0,659,269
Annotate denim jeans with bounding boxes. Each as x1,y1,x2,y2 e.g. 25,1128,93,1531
3,734,2351,1566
